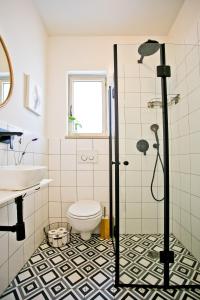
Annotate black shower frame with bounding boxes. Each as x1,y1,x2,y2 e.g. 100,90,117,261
111,43,200,289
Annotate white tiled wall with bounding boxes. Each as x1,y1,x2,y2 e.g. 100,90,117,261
117,44,164,235
168,43,200,260
48,138,109,227
0,121,49,294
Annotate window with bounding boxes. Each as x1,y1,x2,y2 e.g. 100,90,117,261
68,74,107,136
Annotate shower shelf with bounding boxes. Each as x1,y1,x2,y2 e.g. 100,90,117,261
147,94,180,108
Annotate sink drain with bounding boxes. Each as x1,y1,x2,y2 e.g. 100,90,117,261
148,250,160,259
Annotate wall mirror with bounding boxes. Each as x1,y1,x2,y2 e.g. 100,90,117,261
0,36,13,107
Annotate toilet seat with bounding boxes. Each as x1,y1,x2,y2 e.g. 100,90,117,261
67,200,102,219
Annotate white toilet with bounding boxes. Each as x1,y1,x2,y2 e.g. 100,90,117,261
67,200,102,240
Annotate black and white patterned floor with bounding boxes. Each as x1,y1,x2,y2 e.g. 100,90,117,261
1,234,200,300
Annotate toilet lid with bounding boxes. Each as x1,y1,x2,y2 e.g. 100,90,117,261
68,200,101,217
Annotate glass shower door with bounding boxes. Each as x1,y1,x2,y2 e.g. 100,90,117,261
112,41,200,290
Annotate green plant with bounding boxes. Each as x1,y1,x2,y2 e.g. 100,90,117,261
68,115,82,131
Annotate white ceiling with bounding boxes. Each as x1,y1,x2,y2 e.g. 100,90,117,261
33,0,185,36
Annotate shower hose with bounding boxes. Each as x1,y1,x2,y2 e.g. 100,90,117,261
151,146,164,201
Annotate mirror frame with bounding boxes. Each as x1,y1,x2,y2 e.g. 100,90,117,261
0,36,14,108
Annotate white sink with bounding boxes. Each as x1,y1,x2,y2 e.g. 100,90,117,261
0,165,47,191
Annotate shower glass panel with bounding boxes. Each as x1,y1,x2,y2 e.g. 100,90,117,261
112,42,200,289
115,43,165,287
167,43,200,289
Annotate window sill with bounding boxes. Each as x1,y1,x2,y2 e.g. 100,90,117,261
65,135,109,139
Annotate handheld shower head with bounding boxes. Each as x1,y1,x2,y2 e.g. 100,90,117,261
150,124,159,146
150,124,159,133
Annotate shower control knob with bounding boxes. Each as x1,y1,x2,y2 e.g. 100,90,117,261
123,161,129,166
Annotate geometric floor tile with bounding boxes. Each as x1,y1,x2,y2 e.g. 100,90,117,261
39,269,60,286
1,233,200,300
64,270,85,287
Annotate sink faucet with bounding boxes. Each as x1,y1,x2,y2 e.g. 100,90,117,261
0,130,23,149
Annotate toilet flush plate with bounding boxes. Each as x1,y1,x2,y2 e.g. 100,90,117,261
77,151,98,163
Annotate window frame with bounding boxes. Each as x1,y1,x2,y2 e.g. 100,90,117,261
68,74,107,138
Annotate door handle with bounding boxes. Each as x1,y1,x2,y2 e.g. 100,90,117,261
123,161,129,166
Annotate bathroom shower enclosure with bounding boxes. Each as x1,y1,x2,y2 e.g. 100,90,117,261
109,41,200,289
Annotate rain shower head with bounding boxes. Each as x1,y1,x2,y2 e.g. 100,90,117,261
150,124,159,133
138,40,160,63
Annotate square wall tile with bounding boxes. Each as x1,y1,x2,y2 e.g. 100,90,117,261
49,187,61,202
23,194,35,218
77,187,93,201
49,202,61,218
0,234,8,266
126,219,141,234
125,77,140,93
61,171,76,187
191,215,200,240
191,174,200,197
62,202,73,218
49,171,61,187
192,237,200,261
94,171,108,187
125,93,140,107
180,227,192,253
140,77,155,93
0,261,8,296
126,171,141,187
94,187,109,203
142,187,155,202
61,187,77,202
125,108,141,123
77,139,92,151
126,187,141,202
191,154,200,175
61,155,76,170
191,195,200,218
23,235,34,263
49,139,60,154
142,203,157,219
93,139,108,154
94,155,108,170
126,124,141,139
126,203,141,219
49,155,60,170
77,171,93,186
142,219,157,234
61,139,76,154
77,157,93,171
180,210,191,232
0,206,8,238
9,246,24,282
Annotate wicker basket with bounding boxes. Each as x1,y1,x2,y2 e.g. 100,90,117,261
44,222,71,248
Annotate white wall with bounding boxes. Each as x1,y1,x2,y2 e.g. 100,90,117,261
0,0,48,294
0,0,47,135
47,35,165,138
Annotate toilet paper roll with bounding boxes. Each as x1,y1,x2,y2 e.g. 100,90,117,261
48,229,57,236
57,227,66,232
